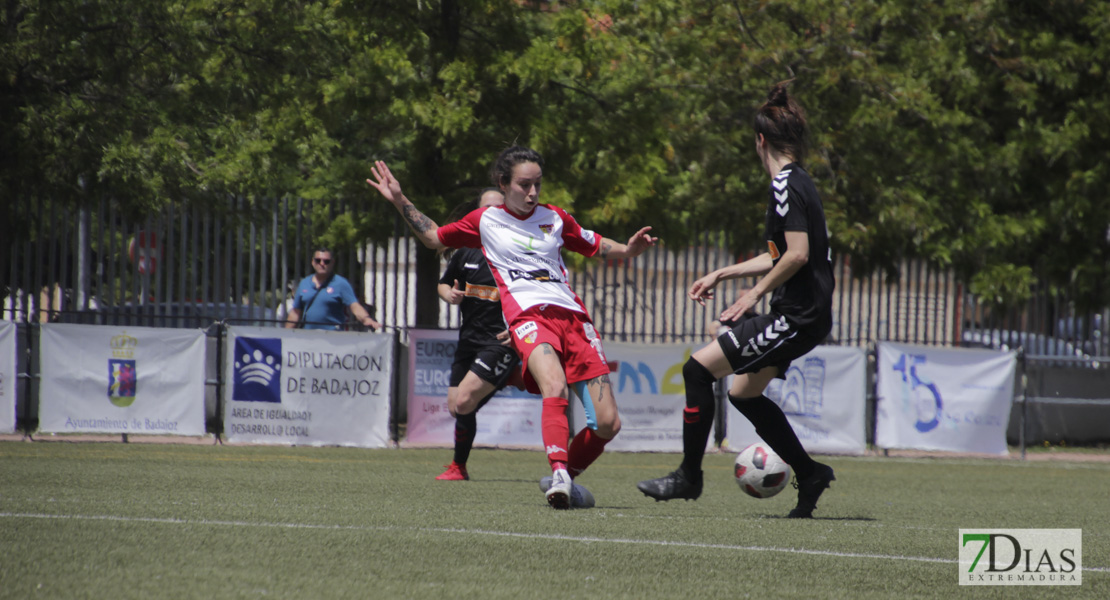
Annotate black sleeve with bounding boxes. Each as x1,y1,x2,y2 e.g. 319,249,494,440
439,251,464,286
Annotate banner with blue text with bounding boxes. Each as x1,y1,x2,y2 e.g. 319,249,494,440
876,342,1015,455
223,326,393,447
38,323,206,435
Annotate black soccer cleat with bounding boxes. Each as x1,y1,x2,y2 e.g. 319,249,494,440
637,469,703,502
786,462,835,518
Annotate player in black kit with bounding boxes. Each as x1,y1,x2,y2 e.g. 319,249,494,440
638,82,837,518
435,189,522,481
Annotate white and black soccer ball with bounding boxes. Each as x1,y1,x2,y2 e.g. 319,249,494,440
734,442,792,499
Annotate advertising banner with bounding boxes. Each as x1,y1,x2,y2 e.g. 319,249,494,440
571,341,712,453
875,342,1015,455
724,345,868,455
0,321,16,433
223,326,393,447
38,323,206,435
405,328,542,448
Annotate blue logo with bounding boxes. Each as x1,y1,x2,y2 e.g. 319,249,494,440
232,337,282,403
108,359,137,407
771,357,826,418
891,353,943,432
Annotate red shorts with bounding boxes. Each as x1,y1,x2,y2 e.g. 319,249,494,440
509,305,610,395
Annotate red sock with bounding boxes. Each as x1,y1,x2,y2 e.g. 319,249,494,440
567,427,610,478
541,397,570,468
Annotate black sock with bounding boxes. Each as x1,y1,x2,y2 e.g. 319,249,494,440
453,412,477,465
679,358,717,480
729,394,816,479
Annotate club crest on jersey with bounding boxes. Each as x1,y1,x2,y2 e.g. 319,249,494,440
514,321,539,344
538,223,553,235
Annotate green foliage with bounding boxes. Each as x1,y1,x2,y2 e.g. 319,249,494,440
3,0,1108,310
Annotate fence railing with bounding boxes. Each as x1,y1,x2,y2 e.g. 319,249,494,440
4,197,1108,359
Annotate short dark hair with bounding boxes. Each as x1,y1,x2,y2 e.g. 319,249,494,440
753,81,809,163
490,146,544,188
313,247,334,258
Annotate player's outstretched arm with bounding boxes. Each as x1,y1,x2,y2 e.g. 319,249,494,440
598,226,657,260
366,161,446,250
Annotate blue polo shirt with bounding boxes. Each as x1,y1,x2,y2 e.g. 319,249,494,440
292,274,359,330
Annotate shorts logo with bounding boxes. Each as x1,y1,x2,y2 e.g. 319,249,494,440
741,317,791,358
583,322,597,341
514,321,539,344
727,330,741,349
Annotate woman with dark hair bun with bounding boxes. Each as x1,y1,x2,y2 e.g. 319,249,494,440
638,82,837,518
368,146,657,510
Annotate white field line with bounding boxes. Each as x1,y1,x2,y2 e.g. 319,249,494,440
2,511,1107,573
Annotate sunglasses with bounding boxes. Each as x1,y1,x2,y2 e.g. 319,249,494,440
313,258,332,265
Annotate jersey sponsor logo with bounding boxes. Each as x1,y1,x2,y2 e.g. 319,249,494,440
513,235,539,254
768,240,781,260
514,321,539,344
464,283,499,302
508,268,561,283
463,262,480,269
580,229,597,244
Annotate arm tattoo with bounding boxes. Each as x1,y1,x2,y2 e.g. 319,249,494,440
402,204,434,234
600,241,613,257
588,373,611,386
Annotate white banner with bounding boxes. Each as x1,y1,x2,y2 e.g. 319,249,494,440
223,326,393,447
0,321,16,433
571,341,712,453
875,342,1015,455
724,345,868,455
405,329,542,448
38,323,206,435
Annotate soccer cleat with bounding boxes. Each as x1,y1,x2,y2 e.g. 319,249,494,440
786,462,835,518
637,468,703,501
538,476,596,509
545,468,573,510
435,461,469,481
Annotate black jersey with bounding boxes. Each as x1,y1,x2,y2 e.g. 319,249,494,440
439,247,508,346
764,163,835,336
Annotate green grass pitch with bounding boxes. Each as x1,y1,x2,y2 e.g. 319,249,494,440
1,442,1106,599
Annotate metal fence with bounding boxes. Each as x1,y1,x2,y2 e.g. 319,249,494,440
4,196,1108,357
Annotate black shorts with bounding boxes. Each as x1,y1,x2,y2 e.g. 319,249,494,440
449,342,519,389
716,313,821,379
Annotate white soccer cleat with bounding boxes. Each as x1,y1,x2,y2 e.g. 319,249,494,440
539,475,595,509
544,468,573,510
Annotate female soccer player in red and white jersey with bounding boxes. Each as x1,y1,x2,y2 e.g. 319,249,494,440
368,146,657,509
638,82,837,518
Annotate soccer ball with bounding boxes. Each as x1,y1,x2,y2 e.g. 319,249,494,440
734,442,792,499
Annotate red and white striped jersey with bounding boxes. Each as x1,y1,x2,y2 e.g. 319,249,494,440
437,203,601,323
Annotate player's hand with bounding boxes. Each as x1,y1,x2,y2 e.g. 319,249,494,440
496,329,512,346
719,289,761,323
444,279,466,305
366,161,405,204
688,272,720,305
625,226,657,258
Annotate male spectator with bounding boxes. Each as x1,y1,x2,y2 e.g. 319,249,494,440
284,248,381,331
